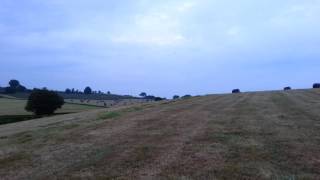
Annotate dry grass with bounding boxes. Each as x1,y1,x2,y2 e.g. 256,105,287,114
0,89,320,179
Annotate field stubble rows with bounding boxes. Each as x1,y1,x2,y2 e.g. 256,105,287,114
0,90,320,179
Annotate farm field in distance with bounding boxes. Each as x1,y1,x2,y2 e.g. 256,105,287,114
0,97,101,116
0,89,320,179
0,96,103,125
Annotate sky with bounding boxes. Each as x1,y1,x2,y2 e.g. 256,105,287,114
0,0,319,97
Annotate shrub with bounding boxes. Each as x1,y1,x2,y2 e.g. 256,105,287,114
313,83,320,89
25,90,64,115
232,89,241,93
284,87,291,91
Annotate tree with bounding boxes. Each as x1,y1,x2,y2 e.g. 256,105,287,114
232,89,241,93
173,95,180,99
6,80,26,94
313,83,320,89
25,89,64,115
9,80,20,88
16,85,26,92
140,92,147,97
84,86,92,94
107,91,111,95
65,88,72,94
4,87,15,94
284,87,291,91
154,97,165,101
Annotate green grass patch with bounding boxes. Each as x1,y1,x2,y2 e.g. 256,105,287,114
0,113,71,125
0,115,41,125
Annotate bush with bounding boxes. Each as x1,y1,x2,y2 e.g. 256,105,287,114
284,87,291,91
25,90,64,115
232,89,241,93
313,83,320,89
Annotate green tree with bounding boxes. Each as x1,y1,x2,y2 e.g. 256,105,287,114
25,90,64,115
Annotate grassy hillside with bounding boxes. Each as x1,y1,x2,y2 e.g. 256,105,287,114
0,89,320,179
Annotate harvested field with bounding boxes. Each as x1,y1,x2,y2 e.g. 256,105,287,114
0,89,320,179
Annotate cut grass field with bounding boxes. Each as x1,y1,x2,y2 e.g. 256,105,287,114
0,89,320,179
0,97,102,125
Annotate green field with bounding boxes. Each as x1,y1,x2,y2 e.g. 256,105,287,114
0,97,102,125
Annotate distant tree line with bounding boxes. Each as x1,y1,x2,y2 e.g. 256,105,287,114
65,86,111,95
1,80,28,94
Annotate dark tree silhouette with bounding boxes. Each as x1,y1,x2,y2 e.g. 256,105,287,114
25,90,64,115
4,87,15,94
16,85,26,92
284,87,291,91
232,89,241,93
84,87,92,94
173,95,180,99
65,88,72,94
154,97,165,101
313,83,320,89
9,80,20,88
140,92,147,97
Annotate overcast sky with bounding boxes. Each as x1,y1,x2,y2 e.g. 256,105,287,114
1,0,319,97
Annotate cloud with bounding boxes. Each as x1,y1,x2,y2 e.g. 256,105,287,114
177,2,196,12
109,1,196,46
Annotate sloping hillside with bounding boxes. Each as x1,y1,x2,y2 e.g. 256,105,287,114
1,89,320,179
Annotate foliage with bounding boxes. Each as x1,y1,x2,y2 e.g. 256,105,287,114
173,95,180,99
284,87,291,91
65,88,72,94
4,80,26,94
140,92,147,97
84,86,92,94
313,83,320,89
25,89,64,115
154,97,166,101
9,80,20,88
232,89,241,93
